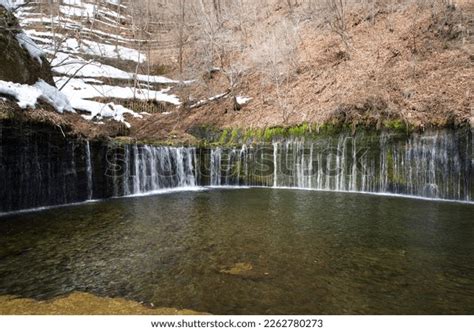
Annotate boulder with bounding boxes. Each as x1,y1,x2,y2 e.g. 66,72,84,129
0,5,55,85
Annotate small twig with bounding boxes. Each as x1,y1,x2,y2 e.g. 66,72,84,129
56,124,66,137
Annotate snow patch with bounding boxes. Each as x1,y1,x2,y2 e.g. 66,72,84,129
51,53,182,84
35,80,74,113
74,99,141,128
59,4,97,19
15,32,44,64
236,96,252,105
0,79,74,113
25,30,145,63
190,92,229,109
55,77,181,106
0,80,41,108
0,0,24,10
0,0,11,10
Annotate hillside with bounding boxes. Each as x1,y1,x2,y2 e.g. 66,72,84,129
1,0,183,139
137,0,473,141
0,0,473,144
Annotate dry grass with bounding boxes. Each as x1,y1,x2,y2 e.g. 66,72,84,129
0,99,129,140
150,1,472,135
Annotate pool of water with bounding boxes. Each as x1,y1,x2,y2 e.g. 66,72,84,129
0,188,473,314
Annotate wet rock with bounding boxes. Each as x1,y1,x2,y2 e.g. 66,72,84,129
220,262,254,276
220,262,270,281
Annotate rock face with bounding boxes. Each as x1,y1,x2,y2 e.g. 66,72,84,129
0,118,139,212
0,5,54,85
0,119,201,213
0,120,92,212
1,122,473,213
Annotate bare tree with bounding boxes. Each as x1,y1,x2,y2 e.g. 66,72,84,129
252,18,301,122
324,0,351,52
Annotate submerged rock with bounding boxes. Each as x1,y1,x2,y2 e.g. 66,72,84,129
220,262,270,281
220,262,254,276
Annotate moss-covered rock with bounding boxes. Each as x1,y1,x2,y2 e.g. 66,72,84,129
0,6,54,85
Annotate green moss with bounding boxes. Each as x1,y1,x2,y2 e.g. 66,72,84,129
239,123,317,143
181,119,427,147
315,123,347,136
383,119,409,133
218,129,230,145
242,129,254,143
386,151,394,182
229,128,239,144
288,123,311,137
262,127,285,141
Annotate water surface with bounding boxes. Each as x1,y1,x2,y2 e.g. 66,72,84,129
0,189,473,314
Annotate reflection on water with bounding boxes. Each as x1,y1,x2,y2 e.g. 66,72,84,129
0,189,473,314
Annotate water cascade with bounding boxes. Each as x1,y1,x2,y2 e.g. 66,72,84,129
210,148,222,186
109,145,198,196
85,141,93,200
209,130,472,201
0,125,472,213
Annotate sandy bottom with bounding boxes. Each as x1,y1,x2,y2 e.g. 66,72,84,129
0,292,205,315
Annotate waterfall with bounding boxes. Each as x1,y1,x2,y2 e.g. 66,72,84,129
210,148,222,186
85,141,93,200
273,142,278,187
208,130,472,201
121,145,198,195
1,127,472,214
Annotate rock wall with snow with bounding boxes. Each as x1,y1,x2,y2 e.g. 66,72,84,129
5,0,184,128
0,4,54,85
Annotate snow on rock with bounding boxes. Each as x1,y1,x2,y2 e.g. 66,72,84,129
15,32,44,64
1,2,45,65
0,79,74,113
0,79,140,127
236,96,252,106
0,80,40,109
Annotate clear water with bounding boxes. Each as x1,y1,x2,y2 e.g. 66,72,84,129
0,188,473,314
